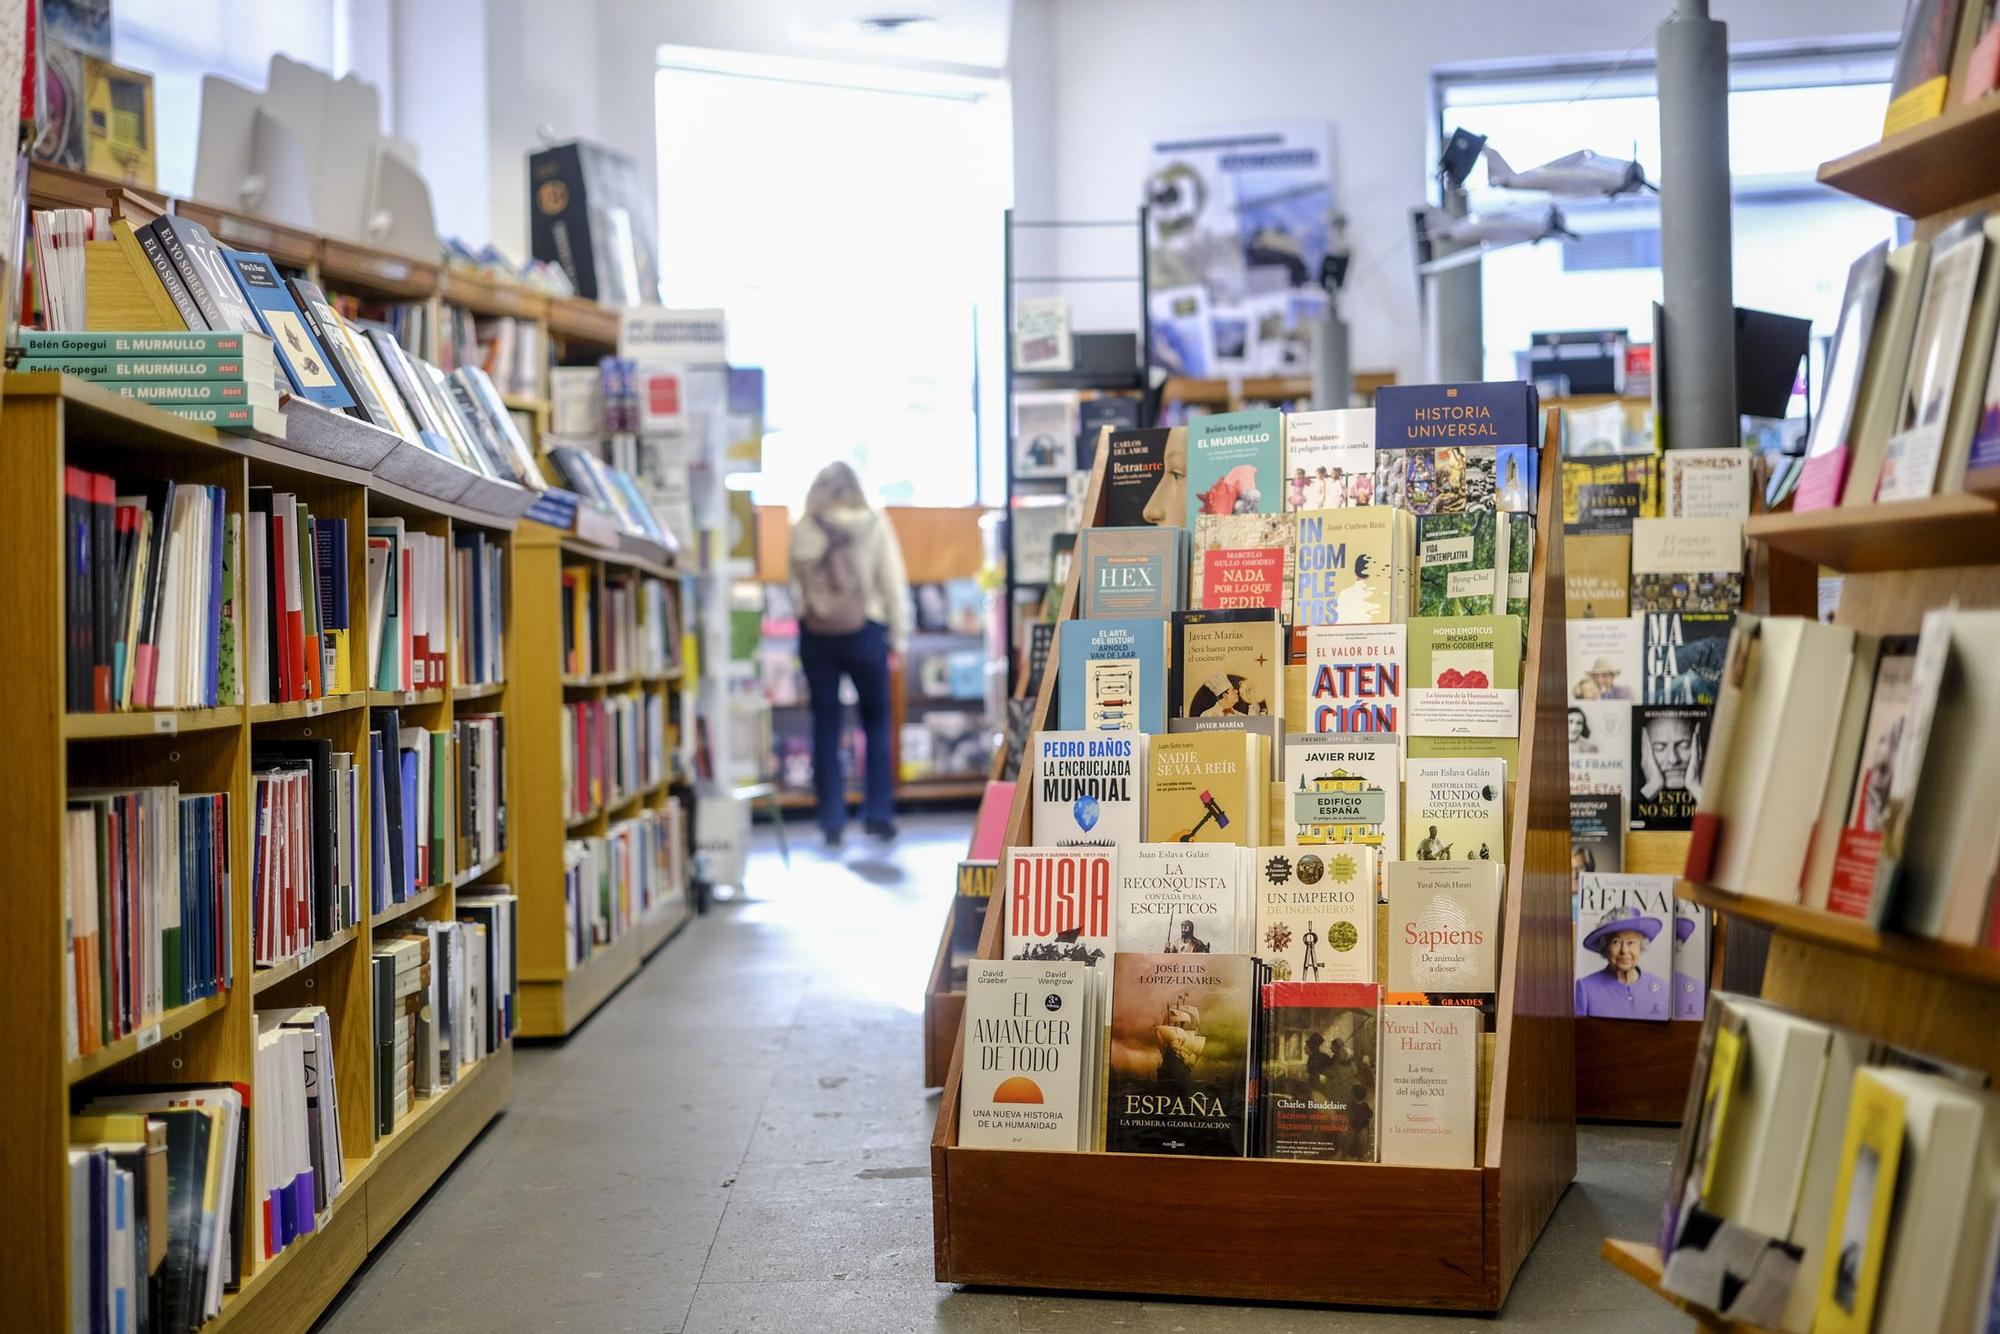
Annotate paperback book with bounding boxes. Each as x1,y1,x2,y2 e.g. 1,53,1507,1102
1569,793,1625,883
1643,611,1733,705
1013,391,1080,479
1283,408,1376,510
1567,699,1631,797
1291,505,1414,626
1384,859,1503,1022
1106,953,1260,1156
1261,981,1379,1161
1283,734,1400,863
1827,641,1918,920
1377,1005,1479,1167
1876,214,1985,501
1172,608,1285,724
1113,843,1245,955
1416,510,1500,617
1631,705,1707,831
1300,623,1404,736
958,960,1093,1151
1101,428,1179,528
1186,409,1284,527
1031,730,1146,847
1567,615,1642,702
1191,512,1293,616
1254,845,1376,983
1404,758,1506,865
1673,899,1708,1021
1630,517,1744,614
1002,847,1116,967
1796,243,1891,511
1056,617,1170,733
1663,451,1752,520
1565,534,1632,619
1573,873,1673,1021
1144,731,1267,845
1405,615,1524,752
1077,526,1185,619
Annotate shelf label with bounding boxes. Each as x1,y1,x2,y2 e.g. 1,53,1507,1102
152,714,178,734
305,698,323,716
135,1025,161,1052
405,690,420,705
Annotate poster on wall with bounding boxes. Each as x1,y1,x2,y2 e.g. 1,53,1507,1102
1145,124,1335,379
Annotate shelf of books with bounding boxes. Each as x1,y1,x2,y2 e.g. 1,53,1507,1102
511,522,691,1039
930,386,1575,1311
2,371,523,1333
1604,23,2000,1327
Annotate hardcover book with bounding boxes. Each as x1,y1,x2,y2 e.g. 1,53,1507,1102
1403,759,1506,865
1376,381,1532,512
1283,735,1400,863
1562,454,1658,533
1056,617,1169,733
1191,512,1293,616
1565,534,1632,619
1030,730,1146,848
1384,859,1503,1022
1186,409,1284,527
1673,898,1708,1021
1567,699,1632,797
1630,517,1745,613
1882,0,1968,134
1813,1068,1908,1334
1877,215,1986,501
1171,608,1285,725
1077,526,1184,619
1283,408,1376,510
1373,445,1496,515
148,215,261,333
1102,427,1181,528
1291,505,1413,626
1642,611,1733,705
219,250,356,409
1300,623,1404,736
1631,704,1707,831
1144,731,1266,846
1500,511,1534,620
1106,953,1258,1156
958,960,1091,1151
1497,441,1539,514
1406,615,1524,749
1002,847,1116,968
1377,1005,1479,1167
1569,793,1625,882
1573,873,1673,1021
1261,981,1379,1161
1114,843,1243,955
1416,510,1500,617
1254,845,1375,983
1663,451,1752,520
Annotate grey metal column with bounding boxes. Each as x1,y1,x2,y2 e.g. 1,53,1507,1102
1657,0,1735,450
1433,186,1485,382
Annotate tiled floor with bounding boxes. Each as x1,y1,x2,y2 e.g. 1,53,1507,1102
316,812,1692,1333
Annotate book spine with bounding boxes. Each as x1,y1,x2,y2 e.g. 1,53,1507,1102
133,223,210,332
90,472,115,712
159,406,258,428
14,358,254,380
64,467,93,712
105,381,257,405
21,330,248,355
150,219,232,330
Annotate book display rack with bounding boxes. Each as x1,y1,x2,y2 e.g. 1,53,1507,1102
1603,83,2000,1330
929,414,1577,1311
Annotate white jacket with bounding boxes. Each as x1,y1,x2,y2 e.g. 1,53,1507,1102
788,504,912,651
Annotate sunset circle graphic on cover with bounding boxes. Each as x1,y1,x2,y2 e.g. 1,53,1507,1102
992,1076,1044,1104
1412,894,1476,986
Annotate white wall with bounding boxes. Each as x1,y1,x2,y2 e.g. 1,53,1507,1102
1011,0,1905,384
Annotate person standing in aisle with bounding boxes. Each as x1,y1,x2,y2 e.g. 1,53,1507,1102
790,461,911,848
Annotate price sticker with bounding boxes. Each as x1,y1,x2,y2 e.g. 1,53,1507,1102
152,715,178,735
135,1025,161,1052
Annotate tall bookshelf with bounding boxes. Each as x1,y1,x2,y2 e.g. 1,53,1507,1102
1603,92,2000,1323
929,413,1577,1311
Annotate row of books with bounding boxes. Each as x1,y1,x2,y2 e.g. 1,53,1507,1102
440,308,544,402
371,902,515,1135
251,1007,344,1263
251,742,363,965
559,568,682,681
367,519,450,694
455,714,508,874
247,491,349,704
64,469,237,713
1880,0,1998,138
452,529,507,689
1692,609,2000,951
63,788,232,1060
1653,990,2000,1331
545,444,678,551
562,808,680,968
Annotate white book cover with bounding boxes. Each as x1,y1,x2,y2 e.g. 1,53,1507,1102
1003,847,1116,967
1878,219,1987,501
1284,408,1377,510
1567,699,1631,798
1566,616,1642,703
1573,873,1673,1022
1385,859,1503,1006
958,959,1091,1150
1672,898,1708,1021
1013,295,1074,373
1404,758,1506,865
1253,843,1376,983
1282,734,1399,876
1377,1005,1478,1168
1662,450,1752,519
1302,622,1405,736
1031,730,1146,846
1114,843,1241,955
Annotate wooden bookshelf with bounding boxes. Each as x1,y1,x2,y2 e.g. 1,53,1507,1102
1601,1239,1775,1333
1679,881,2000,991
1743,493,2000,572
929,416,1575,1312
1816,94,2000,220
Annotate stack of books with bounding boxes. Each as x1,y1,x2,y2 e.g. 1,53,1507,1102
18,329,286,436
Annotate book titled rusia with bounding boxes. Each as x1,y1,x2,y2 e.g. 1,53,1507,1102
1254,844,1375,983
1301,623,1404,735
1171,608,1284,724
1377,1005,1478,1167
958,960,1092,1151
1002,847,1116,967
1144,731,1266,846
1114,842,1244,955
1106,952,1259,1156
1291,506,1414,626
1385,859,1503,1025
1191,512,1292,616
1030,730,1146,847
1260,981,1379,1161
1077,526,1185,619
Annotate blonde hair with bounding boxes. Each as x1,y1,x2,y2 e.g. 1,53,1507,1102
805,461,869,519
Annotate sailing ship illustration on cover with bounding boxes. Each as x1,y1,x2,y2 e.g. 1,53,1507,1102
1155,993,1207,1086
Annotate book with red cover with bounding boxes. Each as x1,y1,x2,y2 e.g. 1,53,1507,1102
969,780,1015,861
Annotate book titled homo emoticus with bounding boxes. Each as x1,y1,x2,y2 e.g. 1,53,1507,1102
1057,617,1169,733
1254,844,1376,983
1301,623,1404,736
1031,730,1146,847
1406,615,1524,749
1186,409,1284,528
1291,506,1414,626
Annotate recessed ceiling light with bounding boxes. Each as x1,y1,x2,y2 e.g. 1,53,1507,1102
858,14,938,35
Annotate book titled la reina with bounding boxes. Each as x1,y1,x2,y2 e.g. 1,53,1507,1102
1253,844,1376,983
1031,730,1145,847
958,960,1091,1151
1377,1005,1478,1167
1385,860,1503,1024
1057,617,1169,734
1003,848,1116,966
1261,981,1379,1162
1106,952,1258,1156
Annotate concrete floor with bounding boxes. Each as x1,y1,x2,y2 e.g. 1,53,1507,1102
316,812,1693,1333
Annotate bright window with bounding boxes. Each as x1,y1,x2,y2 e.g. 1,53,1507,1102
656,52,1011,509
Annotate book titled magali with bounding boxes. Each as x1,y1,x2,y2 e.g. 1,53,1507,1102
1031,730,1146,847
1403,758,1506,865
1417,510,1500,617
1572,872,1673,1021
1406,615,1524,746
1283,735,1399,865
1144,731,1265,846
1254,844,1375,983
1114,842,1243,955
1057,617,1169,733
1283,408,1376,510
1292,505,1413,626
1191,512,1293,616
1385,859,1503,1024
1102,427,1181,528
958,959,1091,1151
1261,981,1379,1161
1106,952,1259,1156
1002,847,1116,967
1186,409,1284,528
1377,1005,1478,1167
1172,608,1285,724
1301,622,1404,736
1077,526,1184,619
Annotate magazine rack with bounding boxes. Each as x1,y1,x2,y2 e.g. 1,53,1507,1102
929,413,1577,1310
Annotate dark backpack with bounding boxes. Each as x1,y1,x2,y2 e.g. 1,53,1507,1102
800,517,869,635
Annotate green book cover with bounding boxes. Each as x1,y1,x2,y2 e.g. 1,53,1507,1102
218,513,240,706
1406,615,1524,765
430,731,451,883
1501,512,1534,622
1186,409,1284,528
15,355,258,380
1416,511,1499,617
104,379,268,405
19,329,261,356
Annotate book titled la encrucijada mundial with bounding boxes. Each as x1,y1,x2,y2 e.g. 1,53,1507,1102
1106,952,1263,1156
1031,729,1146,846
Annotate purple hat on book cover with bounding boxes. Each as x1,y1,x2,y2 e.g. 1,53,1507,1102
1675,913,1697,944
1582,905,1662,954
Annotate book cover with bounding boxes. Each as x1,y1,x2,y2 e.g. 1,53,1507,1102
1114,843,1242,955
1283,408,1376,510
1002,847,1115,967
1012,390,1079,479
1567,615,1641,702
1813,1069,1908,1334
1186,409,1284,527
1262,981,1379,1161
1573,873,1673,1021
948,865,994,989
1377,381,1537,456
1562,454,1658,533
1191,512,1292,615
1056,617,1169,734
149,215,262,333
1878,216,1986,501
1500,511,1534,620
958,960,1090,1151
1300,623,1404,736
1030,730,1145,848
1565,534,1631,619
1631,517,1744,613
1077,526,1182,619
1374,444,1496,515
1798,243,1892,510
1827,642,1918,919
20,330,255,356
1254,845,1375,983
1673,898,1708,1021
1569,793,1625,884
1631,704,1707,832
1077,397,1141,468
1883,0,1966,134
1567,699,1631,797
1971,311,2000,474
1406,615,1524,746
1663,451,1752,520
1497,441,1539,514
1283,735,1399,862
220,250,355,409
1171,608,1284,724
1145,731,1262,845
1385,860,1503,1021
1404,759,1506,865
1377,1005,1478,1167
1416,510,1499,617
1292,505,1410,626
1102,427,1182,528
1106,953,1257,1156
1013,294,1073,372
1643,611,1733,705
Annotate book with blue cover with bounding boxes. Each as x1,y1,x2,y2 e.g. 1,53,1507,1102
1057,617,1170,734
1077,526,1185,618
220,249,357,409
1186,409,1284,527
1374,382,1535,515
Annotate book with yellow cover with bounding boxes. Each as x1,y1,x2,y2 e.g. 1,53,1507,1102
1144,731,1266,845
1292,505,1415,627
1814,1067,1909,1334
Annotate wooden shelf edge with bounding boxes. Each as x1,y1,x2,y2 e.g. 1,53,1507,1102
65,991,229,1085
372,884,444,929
1816,94,2000,217
1679,881,2000,990
1743,493,2000,573
638,895,692,957
367,688,447,708
450,853,506,890
451,680,506,703
251,925,360,995
518,931,641,1038
64,706,242,738
248,693,367,724
1602,1238,1778,1333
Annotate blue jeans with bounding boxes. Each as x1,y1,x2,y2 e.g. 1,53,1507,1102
798,621,894,834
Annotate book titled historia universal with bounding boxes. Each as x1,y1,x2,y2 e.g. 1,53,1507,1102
1002,847,1116,967
1283,408,1377,510
1172,608,1285,725
1261,981,1380,1161
1385,859,1503,1022
1077,526,1185,619
1283,734,1399,866
1105,952,1260,1156
1114,843,1245,955
1404,757,1506,865
1254,845,1376,983
1186,409,1285,527
1031,730,1146,847
1375,381,1535,509
1057,617,1170,734
1101,428,1178,528
1191,512,1294,616
1376,1004,1479,1167
1291,506,1415,626
958,959,1092,1151
1145,731,1267,846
